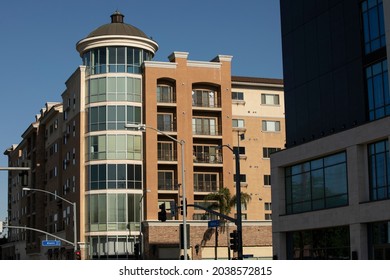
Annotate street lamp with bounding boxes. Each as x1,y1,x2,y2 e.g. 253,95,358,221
125,123,188,260
22,187,77,253
217,144,243,260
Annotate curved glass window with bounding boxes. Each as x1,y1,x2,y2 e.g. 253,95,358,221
88,134,141,160
87,77,141,103
88,105,141,131
89,235,138,259
87,193,141,232
89,163,142,190
83,46,153,75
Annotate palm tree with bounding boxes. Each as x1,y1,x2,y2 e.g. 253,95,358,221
204,187,251,217
203,187,251,259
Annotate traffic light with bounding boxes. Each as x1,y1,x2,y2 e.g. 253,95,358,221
158,203,167,222
180,198,187,216
230,230,238,252
134,243,140,258
75,250,81,260
170,201,176,216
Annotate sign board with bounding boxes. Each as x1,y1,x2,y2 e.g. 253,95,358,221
42,240,61,247
208,220,220,228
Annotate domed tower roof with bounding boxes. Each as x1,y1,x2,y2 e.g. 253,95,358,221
76,11,158,57
87,11,149,39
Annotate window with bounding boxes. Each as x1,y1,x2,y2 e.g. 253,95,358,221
368,220,390,259
87,77,141,104
158,171,175,190
233,146,246,155
234,174,246,183
232,91,244,101
263,147,281,158
193,145,221,163
264,202,272,211
192,118,219,135
157,142,175,161
157,113,174,132
157,85,175,103
232,119,245,128
192,89,218,108
368,139,390,201
108,47,126,72
89,164,142,190
194,173,219,192
264,175,271,185
261,94,280,105
262,120,280,132
285,152,348,214
83,46,152,75
89,105,141,132
287,226,350,260
88,135,141,160
361,0,385,54
366,59,390,120
88,193,141,232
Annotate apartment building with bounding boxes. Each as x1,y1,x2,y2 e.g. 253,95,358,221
272,0,390,260
2,12,283,260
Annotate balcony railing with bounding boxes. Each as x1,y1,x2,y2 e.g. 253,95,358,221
157,122,176,132
192,100,221,108
158,149,177,161
193,152,222,164
193,181,220,193
192,125,222,136
157,94,176,103
158,180,179,191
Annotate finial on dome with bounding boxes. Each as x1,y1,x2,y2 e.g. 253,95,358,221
111,11,124,23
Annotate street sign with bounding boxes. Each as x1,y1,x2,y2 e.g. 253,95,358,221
208,220,220,228
42,240,61,247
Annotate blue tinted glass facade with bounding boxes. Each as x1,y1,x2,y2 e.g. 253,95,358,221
366,60,390,120
368,140,390,200
361,0,385,54
287,226,350,260
285,152,348,214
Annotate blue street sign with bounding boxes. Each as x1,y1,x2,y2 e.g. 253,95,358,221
42,240,61,247
208,220,220,228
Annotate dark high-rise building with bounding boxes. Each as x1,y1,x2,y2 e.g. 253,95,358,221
272,0,390,260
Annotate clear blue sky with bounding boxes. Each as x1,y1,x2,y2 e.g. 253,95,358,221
0,0,282,221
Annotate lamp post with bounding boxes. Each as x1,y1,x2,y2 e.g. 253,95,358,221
218,144,243,260
125,123,188,260
22,187,77,253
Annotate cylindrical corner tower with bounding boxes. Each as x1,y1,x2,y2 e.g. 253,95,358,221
77,11,158,259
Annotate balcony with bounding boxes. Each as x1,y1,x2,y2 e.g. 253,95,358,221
193,181,221,193
157,121,176,133
193,152,222,164
192,124,222,137
158,149,177,162
158,180,179,191
192,90,220,109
